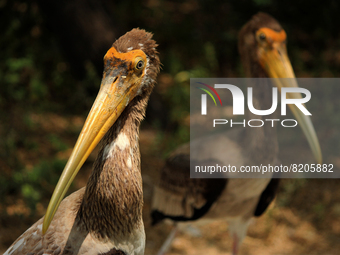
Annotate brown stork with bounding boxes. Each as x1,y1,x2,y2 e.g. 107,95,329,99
151,12,322,255
4,28,160,255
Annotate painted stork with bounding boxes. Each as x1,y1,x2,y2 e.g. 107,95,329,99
5,28,160,255
151,12,322,255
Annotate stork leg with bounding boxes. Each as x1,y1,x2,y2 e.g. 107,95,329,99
228,217,252,255
156,225,178,255
232,233,240,255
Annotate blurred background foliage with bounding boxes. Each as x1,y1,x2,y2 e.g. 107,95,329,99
0,0,340,243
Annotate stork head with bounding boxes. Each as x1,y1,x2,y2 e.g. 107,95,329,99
238,12,293,79
238,13,322,164
42,29,160,234
108,28,160,98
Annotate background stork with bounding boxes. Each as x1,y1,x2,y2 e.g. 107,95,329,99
151,12,322,255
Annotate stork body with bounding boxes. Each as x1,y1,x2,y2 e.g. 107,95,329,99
152,83,279,252
151,12,322,254
5,28,160,255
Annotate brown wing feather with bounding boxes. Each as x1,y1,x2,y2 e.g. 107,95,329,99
254,159,281,216
151,144,227,225
4,189,84,255
5,187,138,255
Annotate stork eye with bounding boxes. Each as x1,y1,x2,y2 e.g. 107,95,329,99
135,58,144,70
258,33,266,41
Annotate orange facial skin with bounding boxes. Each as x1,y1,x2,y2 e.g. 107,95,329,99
104,47,147,72
256,28,287,44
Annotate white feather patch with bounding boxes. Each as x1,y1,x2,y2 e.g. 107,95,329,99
115,133,130,150
127,156,132,168
4,237,25,255
103,133,130,160
37,224,42,230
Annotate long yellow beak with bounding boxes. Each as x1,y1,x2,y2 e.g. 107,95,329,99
42,68,141,234
259,42,322,164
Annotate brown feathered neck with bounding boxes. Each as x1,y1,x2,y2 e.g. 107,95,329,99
76,29,160,241
238,12,284,115
238,13,282,163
